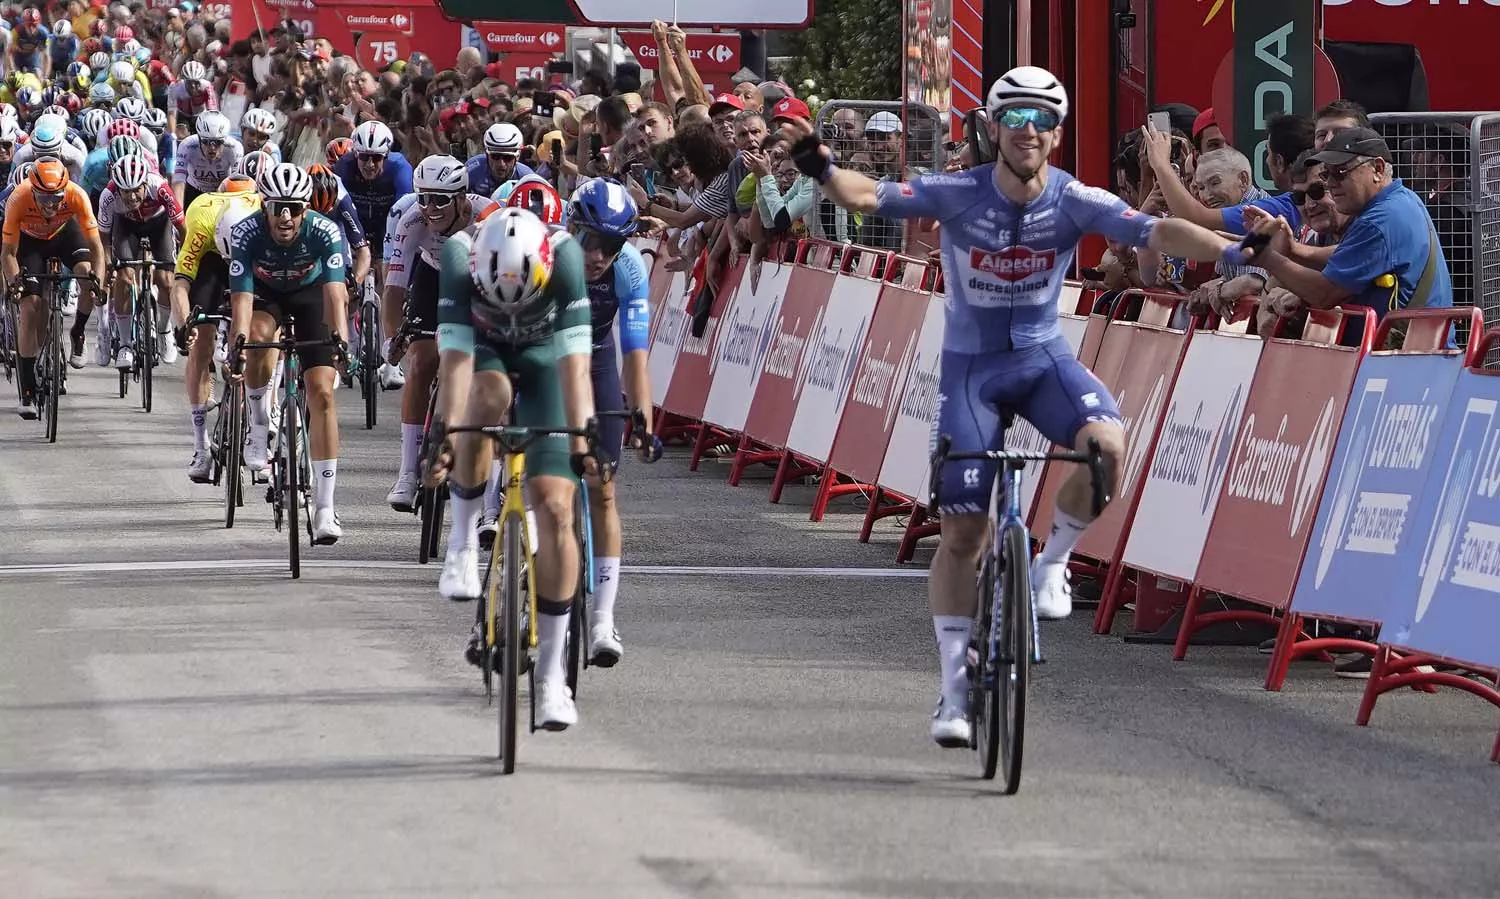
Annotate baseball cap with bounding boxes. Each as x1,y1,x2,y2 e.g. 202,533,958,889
709,92,744,115
865,111,903,134
439,102,471,126
1192,107,1216,139
1308,126,1393,165
770,96,810,123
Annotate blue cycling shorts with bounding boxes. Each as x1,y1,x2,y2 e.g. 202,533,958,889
930,335,1120,515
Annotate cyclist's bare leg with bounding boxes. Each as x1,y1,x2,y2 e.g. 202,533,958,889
588,475,624,638
1032,420,1124,593
1055,420,1123,522
402,340,438,425
531,472,581,690
446,370,508,557
14,293,40,400
304,364,341,514
109,268,134,357
241,311,280,469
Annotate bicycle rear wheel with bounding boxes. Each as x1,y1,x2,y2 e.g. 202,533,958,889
497,513,524,773
997,521,1032,794
139,298,155,413
417,484,437,564
43,307,61,443
283,392,301,579
360,307,377,429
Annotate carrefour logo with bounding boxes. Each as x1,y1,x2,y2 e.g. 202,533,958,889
1146,383,1244,514
711,297,778,377
1119,374,1168,494
795,314,868,403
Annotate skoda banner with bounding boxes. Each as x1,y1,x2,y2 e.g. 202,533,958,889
1233,0,1316,191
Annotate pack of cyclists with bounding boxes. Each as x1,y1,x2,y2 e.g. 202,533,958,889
0,12,665,732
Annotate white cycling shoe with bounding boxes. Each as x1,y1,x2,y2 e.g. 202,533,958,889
243,429,271,473
312,507,343,545
439,546,482,601
931,695,972,748
378,362,405,390
158,329,178,365
386,471,419,512
535,679,578,731
115,346,134,371
1032,561,1073,620
187,450,214,484
588,618,623,668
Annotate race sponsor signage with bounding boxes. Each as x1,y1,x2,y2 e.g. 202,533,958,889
786,276,881,463
740,266,834,451
702,263,791,433
1384,369,1500,670
1289,352,1466,624
1194,338,1361,609
355,32,411,71
825,284,932,486
647,270,692,407
334,7,416,34
571,0,810,27
620,31,741,71
876,291,945,501
1122,331,1264,580
473,21,567,53
663,263,745,421
1231,0,1316,191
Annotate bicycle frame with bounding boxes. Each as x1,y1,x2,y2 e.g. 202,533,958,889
488,448,537,653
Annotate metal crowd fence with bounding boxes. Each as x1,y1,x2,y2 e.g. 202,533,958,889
1368,111,1500,351
811,99,947,253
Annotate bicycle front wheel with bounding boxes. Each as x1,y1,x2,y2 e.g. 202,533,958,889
972,550,1000,781
44,308,61,443
139,298,155,413
223,383,245,528
360,307,377,429
283,395,301,579
498,512,524,774
997,521,1032,794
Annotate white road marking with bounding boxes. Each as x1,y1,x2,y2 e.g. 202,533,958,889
0,559,927,578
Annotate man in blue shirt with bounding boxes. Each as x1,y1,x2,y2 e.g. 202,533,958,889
1246,127,1452,320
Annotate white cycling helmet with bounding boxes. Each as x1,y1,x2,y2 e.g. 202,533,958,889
115,95,148,123
53,19,70,38
241,108,276,136
41,104,68,120
89,82,115,106
195,110,231,141
80,107,112,143
144,106,167,134
260,162,312,202
412,154,468,194
0,117,22,142
10,160,34,188
214,198,259,258
352,121,393,156
89,51,110,72
237,149,276,184
482,122,523,154
29,114,67,153
111,153,151,191
985,66,1069,122
469,208,553,314
120,39,141,56
182,60,208,83
109,60,135,85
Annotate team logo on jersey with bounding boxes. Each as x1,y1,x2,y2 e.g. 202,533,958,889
898,183,915,198
969,246,1056,282
328,252,344,269
228,259,245,277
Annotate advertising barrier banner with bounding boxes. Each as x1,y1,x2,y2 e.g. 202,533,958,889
825,285,930,485
701,263,791,433
786,276,882,463
647,270,691,408
1194,338,1361,608
1122,331,1263,580
1384,369,1500,670
662,261,740,419
1288,352,1466,624
741,266,835,451
876,290,944,501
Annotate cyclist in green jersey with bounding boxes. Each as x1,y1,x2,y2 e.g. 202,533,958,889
426,207,595,730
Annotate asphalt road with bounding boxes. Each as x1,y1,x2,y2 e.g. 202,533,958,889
2,359,1498,899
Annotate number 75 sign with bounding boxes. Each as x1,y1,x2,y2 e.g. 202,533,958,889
356,32,412,71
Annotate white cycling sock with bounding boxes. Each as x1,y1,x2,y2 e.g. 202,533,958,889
537,609,569,685
935,615,972,705
449,492,481,555
190,404,208,452
484,459,503,516
1036,507,1089,579
399,422,422,478
593,556,620,623
246,387,270,428
313,459,337,510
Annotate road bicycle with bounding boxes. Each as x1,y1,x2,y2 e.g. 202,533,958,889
233,318,346,579
188,309,246,528
444,418,606,775
345,274,381,430
930,424,1107,793
110,238,174,413
401,326,443,564
25,262,92,443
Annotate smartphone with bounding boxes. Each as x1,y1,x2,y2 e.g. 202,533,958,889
546,59,574,75
550,137,563,170
1080,267,1106,281
532,91,555,119
628,162,646,183
643,168,657,198
1148,111,1172,134
589,133,603,159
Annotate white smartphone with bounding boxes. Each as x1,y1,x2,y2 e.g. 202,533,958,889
1148,111,1173,134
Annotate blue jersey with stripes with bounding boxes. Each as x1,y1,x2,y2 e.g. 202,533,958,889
585,242,651,352
334,150,413,240
873,164,1159,353
463,154,535,198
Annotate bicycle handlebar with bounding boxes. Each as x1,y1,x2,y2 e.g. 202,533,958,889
929,435,1111,518
229,323,348,376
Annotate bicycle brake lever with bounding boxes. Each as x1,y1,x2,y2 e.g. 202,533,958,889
1086,437,1109,517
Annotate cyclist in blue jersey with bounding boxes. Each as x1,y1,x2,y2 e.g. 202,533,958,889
47,20,77,73
334,121,412,271
522,177,660,664
789,67,1255,747
228,163,351,546
463,122,534,198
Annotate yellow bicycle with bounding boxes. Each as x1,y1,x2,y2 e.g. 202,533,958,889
443,419,606,774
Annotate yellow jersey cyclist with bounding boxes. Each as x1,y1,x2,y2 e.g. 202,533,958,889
227,162,351,545
427,207,594,730
174,173,261,483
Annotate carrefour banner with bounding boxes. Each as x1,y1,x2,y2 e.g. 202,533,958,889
1384,370,1500,670
1288,352,1466,624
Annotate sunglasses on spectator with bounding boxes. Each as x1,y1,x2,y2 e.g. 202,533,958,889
267,200,307,218
417,193,455,209
1290,182,1328,205
1320,158,1375,183
569,224,627,257
997,106,1061,132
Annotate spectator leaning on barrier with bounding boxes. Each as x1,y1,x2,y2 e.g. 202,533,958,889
1243,127,1452,328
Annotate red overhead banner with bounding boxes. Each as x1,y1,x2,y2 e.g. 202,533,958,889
473,20,567,53
618,31,740,71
